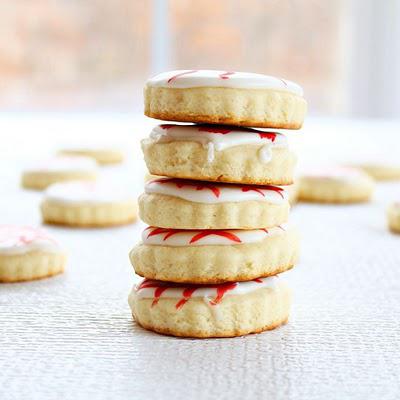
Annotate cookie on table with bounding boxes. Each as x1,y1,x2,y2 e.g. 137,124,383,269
387,202,400,233
41,181,137,227
130,224,299,284
129,275,291,338
139,177,289,229
58,148,124,165
0,225,66,283
144,70,307,129
298,167,375,204
22,156,97,190
142,124,296,185
355,163,400,181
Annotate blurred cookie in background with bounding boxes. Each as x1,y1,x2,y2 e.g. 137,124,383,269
59,147,124,166
21,156,97,190
354,163,400,181
41,181,137,227
298,167,375,204
0,225,66,283
387,202,400,233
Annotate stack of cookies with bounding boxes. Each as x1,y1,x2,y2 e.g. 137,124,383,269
129,70,307,338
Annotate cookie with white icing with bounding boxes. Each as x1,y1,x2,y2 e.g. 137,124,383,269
130,224,299,283
21,156,98,190
58,148,124,165
142,124,296,185
0,225,66,282
139,178,289,229
144,70,307,129
41,181,137,227
387,202,400,233
298,167,375,204
129,275,291,338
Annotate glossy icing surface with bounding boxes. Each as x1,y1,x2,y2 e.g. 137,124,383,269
0,225,61,254
44,181,135,204
142,225,286,246
146,70,303,96
145,178,287,204
149,124,287,163
134,276,278,309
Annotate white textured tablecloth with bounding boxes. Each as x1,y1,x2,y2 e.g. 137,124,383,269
1,114,400,400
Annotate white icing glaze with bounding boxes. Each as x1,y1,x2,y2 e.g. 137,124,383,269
145,178,287,205
44,181,135,205
135,276,278,302
150,124,287,163
146,70,303,96
25,156,97,173
0,225,61,255
142,225,287,246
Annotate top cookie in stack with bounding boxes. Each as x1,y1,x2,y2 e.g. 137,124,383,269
144,69,306,129
129,70,306,338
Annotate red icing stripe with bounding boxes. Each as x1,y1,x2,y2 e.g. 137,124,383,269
152,286,169,306
175,287,198,309
198,126,232,134
160,124,175,130
167,70,198,83
258,132,277,141
219,71,235,80
189,230,242,244
278,77,288,86
209,282,238,305
241,185,284,199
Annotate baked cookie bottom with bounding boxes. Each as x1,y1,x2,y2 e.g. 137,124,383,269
59,149,124,165
41,200,137,227
142,140,296,185
130,227,299,283
0,251,66,283
387,204,400,233
298,176,374,204
144,86,307,129
21,171,97,190
139,193,289,229
129,280,291,338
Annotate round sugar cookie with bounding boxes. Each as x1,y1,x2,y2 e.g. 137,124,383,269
144,70,307,129
139,177,290,229
130,224,299,284
142,124,296,185
41,181,137,227
0,225,66,282
356,163,400,181
58,148,124,165
387,202,400,233
129,276,291,338
22,156,97,190
298,167,375,204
